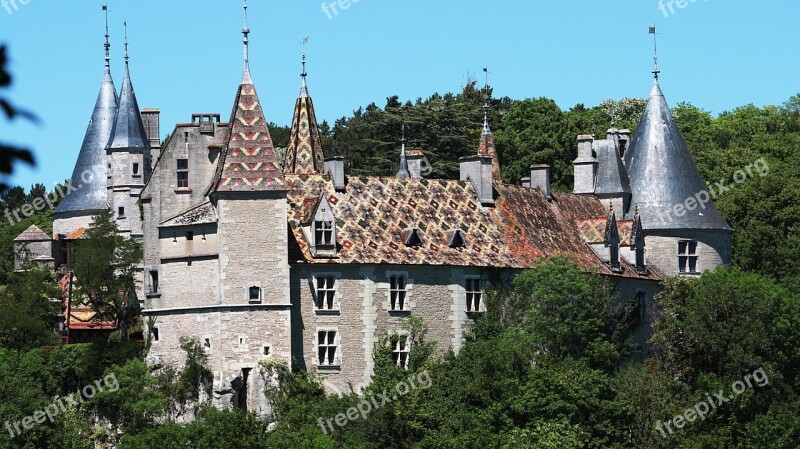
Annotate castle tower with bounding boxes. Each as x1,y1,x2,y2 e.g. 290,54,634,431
106,25,151,238
53,11,118,238
623,79,732,276
282,55,325,175
204,0,292,414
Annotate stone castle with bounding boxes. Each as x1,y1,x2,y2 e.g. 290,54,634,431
13,5,732,416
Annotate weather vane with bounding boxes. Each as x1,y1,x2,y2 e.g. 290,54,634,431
650,25,660,79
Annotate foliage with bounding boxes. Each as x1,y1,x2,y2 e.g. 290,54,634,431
70,210,143,341
0,45,36,192
0,267,61,350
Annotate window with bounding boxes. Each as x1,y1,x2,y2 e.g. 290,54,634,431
678,241,699,274
204,338,211,348
149,270,159,294
186,231,194,241
465,278,483,313
391,334,410,368
177,159,189,188
317,330,339,366
636,292,647,324
151,327,159,342
118,207,125,217
249,286,261,303
314,220,334,247
263,345,271,356
403,228,423,247
389,275,408,311
610,243,620,271
133,162,140,176
315,276,337,311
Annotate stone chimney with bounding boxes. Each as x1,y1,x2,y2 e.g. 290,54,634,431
530,164,552,199
324,156,346,191
618,129,631,158
406,150,430,179
460,155,494,205
573,134,597,194
520,177,531,188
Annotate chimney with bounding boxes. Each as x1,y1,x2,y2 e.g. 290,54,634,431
141,108,161,148
324,156,346,191
520,177,531,188
573,134,597,195
529,164,552,199
459,155,494,205
406,150,430,179
618,129,631,158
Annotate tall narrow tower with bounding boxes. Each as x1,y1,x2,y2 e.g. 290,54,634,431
106,23,151,238
53,7,118,238
283,54,325,175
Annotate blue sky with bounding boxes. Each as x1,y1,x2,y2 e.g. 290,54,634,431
1,0,798,189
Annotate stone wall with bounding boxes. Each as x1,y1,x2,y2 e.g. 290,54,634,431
291,264,483,393
644,229,732,277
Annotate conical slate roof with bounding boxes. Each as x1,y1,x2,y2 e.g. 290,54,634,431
208,65,287,193
108,62,149,150
55,66,117,214
283,73,325,175
623,81,731,231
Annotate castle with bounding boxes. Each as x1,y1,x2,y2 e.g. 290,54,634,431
13,4,732,416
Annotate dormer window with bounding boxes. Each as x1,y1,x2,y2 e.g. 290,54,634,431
315,221,334,247
308,195,337,258
402,228,423,247
447,229,467,248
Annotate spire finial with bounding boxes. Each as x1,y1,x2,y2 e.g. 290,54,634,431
649,25,660,80
300,37,309,97
102,3,110,69
397,124,410,179
609,203,615,216
123,21,129,66
242,0,250,71
482,67,492,135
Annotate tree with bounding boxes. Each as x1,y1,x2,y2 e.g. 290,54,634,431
0,45,36,192
70,210,142,341
0,268,61,350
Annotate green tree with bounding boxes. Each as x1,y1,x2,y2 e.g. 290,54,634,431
70,210,142,341
0,267,61,350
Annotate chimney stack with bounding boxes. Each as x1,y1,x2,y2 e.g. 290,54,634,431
460,155,494,205
573,134,597,195
406,150,430,179
529,164,552,199
324,156,346,191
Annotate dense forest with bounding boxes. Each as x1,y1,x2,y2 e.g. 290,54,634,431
1,50,800,447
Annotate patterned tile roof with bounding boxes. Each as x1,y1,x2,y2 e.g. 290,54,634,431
209,73,287,193
284,175,660,280
59,274,116,332
576,217,634,246
286,175,518,267
283,82,325,175
478,132,502,184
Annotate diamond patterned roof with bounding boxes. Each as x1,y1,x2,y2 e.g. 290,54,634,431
283,81,325,174
478,132,502,184
209,72,287,193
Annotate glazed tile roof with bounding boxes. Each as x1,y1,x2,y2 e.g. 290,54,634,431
284,175,659,280
59,274,116,332
576,217,634,246
209,71,287,193
286,175,518,267
478,132,502,184
283,79,325,175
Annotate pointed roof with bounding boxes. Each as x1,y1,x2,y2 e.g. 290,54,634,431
55,56,117,214
623,80,731,231
397,138,410,179
478,103,502,183
604,208,620,246
283,62,325,175
208,1,286,194
14,225,51,241
107,53,149,150
594,138,631,195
